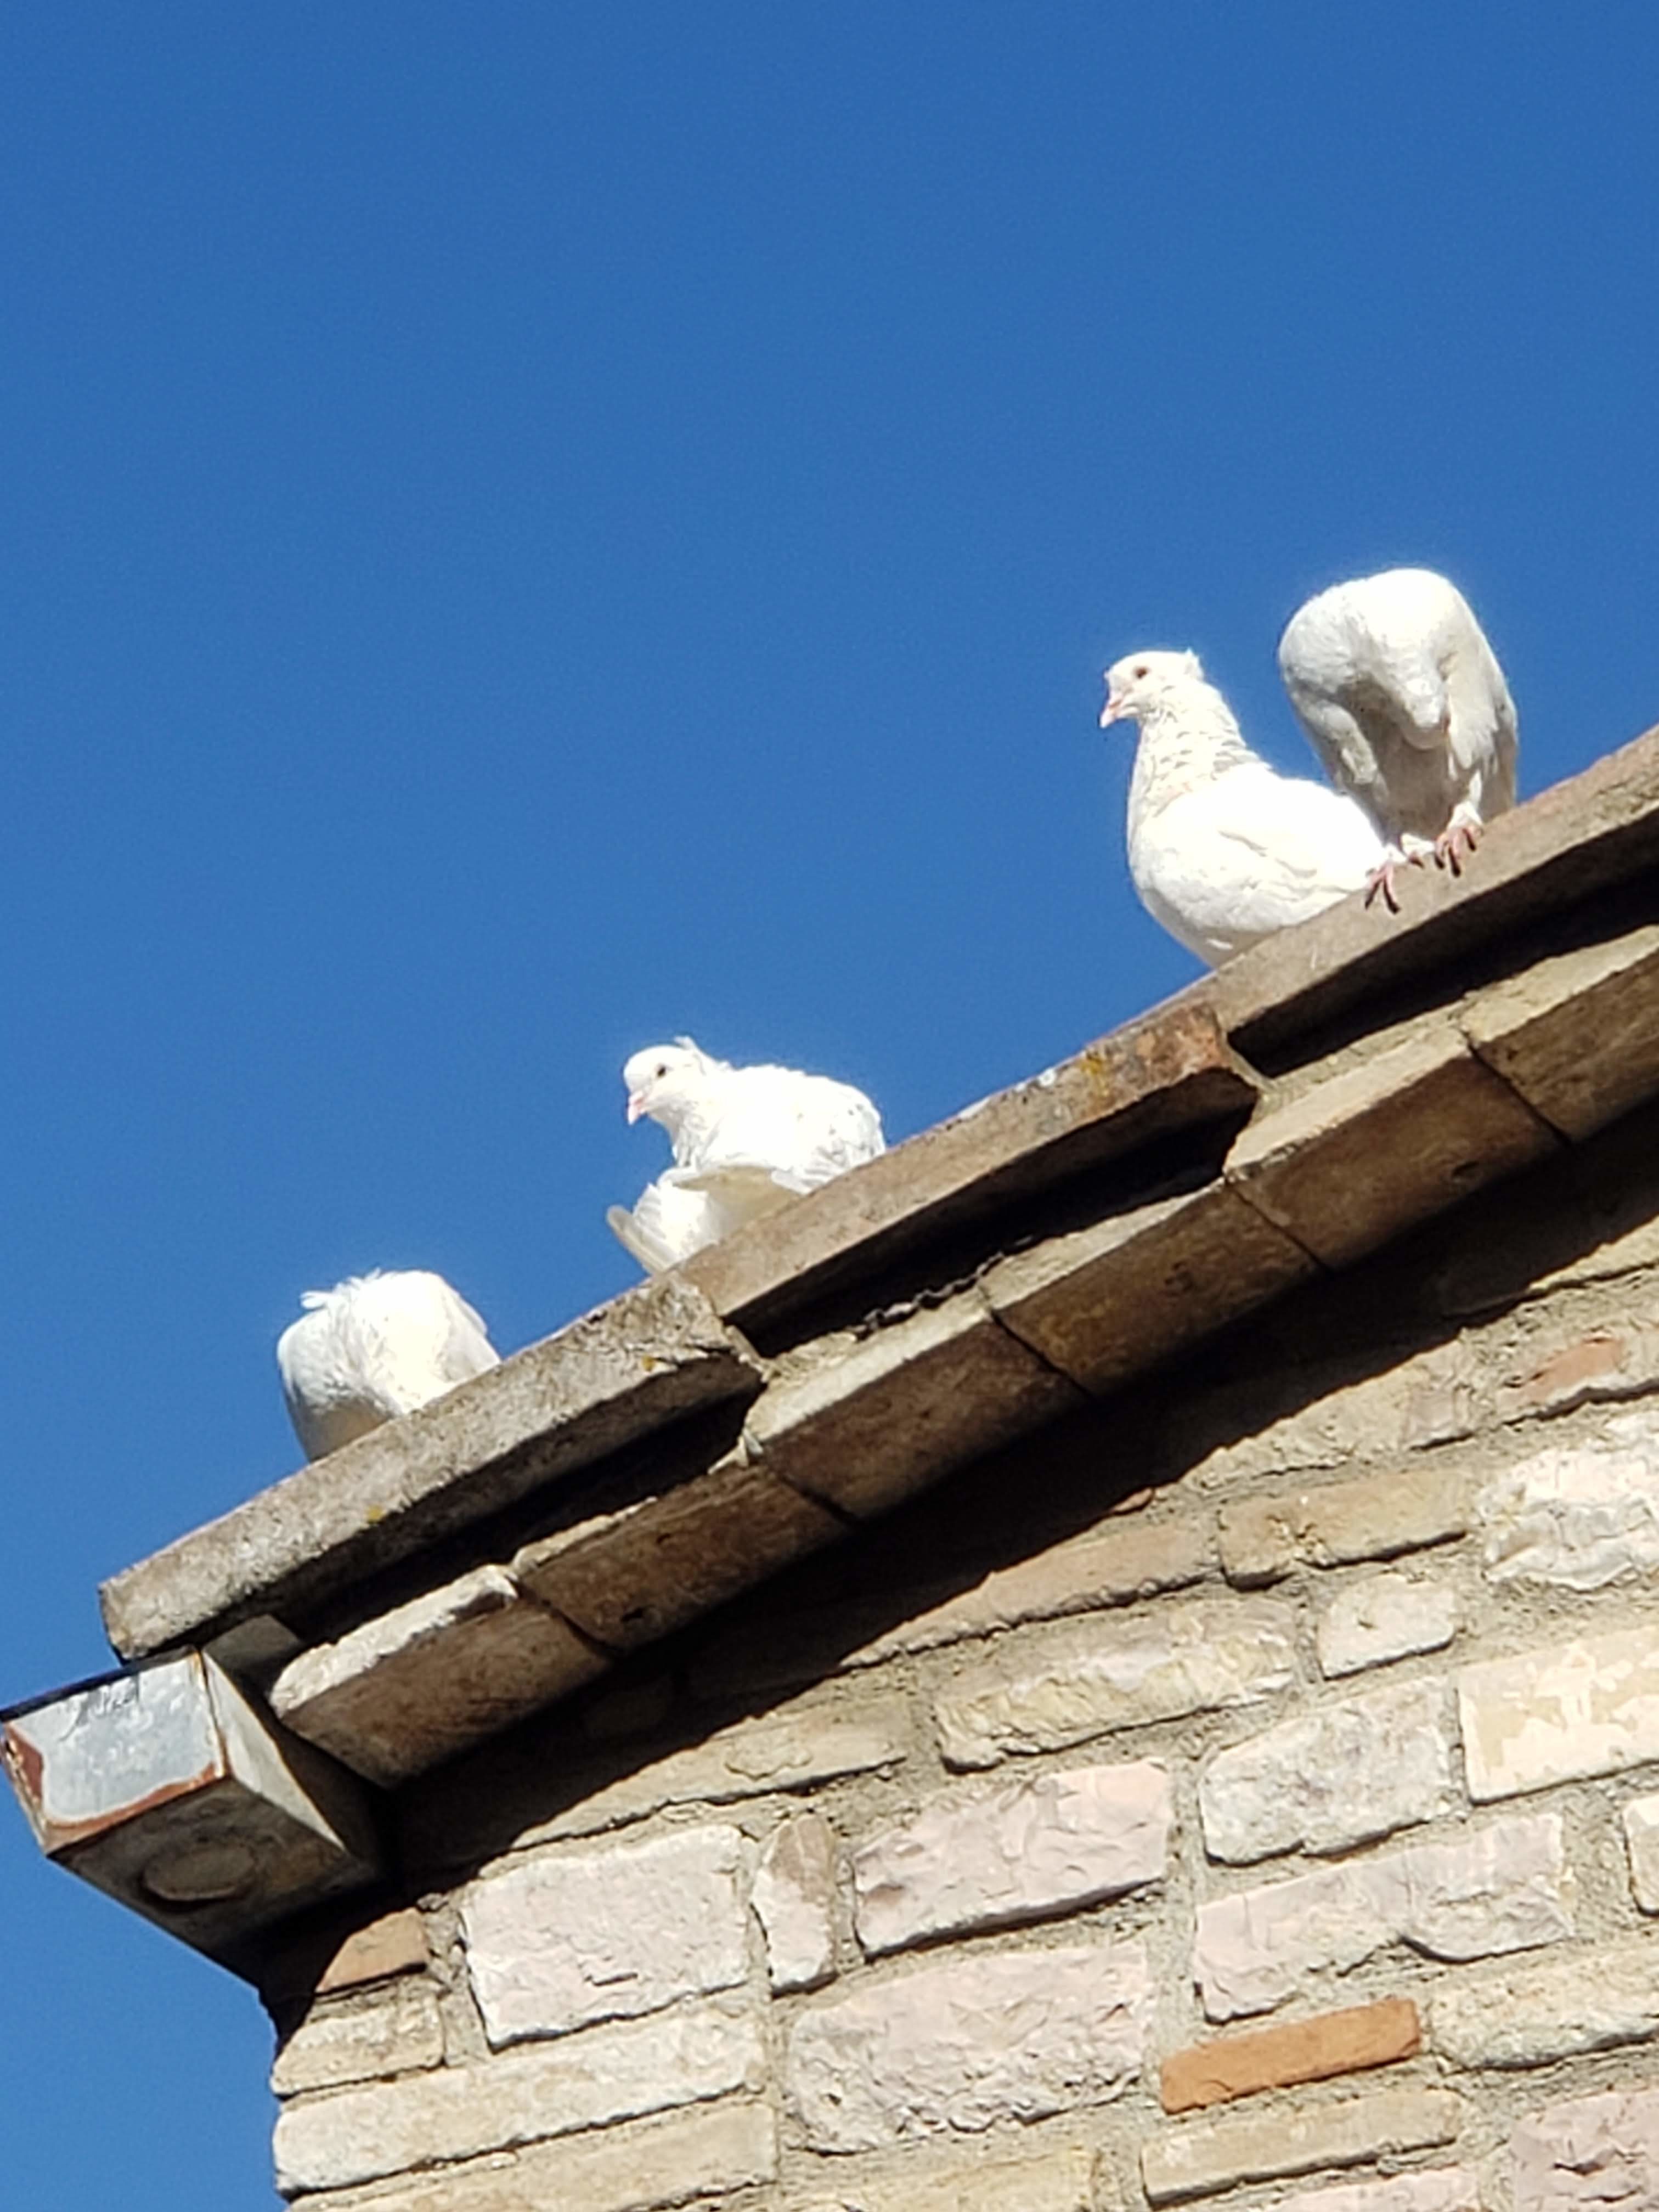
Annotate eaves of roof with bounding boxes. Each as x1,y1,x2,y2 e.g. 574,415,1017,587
9,720,1659,1967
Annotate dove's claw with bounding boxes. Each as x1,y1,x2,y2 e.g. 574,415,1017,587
1434,816,1481,874
1363,858,1403,915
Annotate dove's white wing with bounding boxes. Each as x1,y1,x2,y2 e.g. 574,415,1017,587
1278,609,1393,816
673,1160,806,1214
1440,603,1518,815
354,1272,499,1407
683,1065,885,1191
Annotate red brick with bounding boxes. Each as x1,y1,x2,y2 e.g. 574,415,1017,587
317,1908,430,1993
1160,1996,1420,2114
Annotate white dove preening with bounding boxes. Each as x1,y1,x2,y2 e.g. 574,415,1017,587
607,1037,885,1272
1277,567,1517,887
276,1269,501,1460
1101,649,1385,968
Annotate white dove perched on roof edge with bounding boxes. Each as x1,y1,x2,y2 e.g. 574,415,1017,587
1277,567,1517,893
608,1037,885,1271
276,1269,501,1461
1101,650,1385,968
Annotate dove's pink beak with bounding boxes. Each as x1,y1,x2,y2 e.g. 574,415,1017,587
1100,692,1126,728
625,1093,646,1124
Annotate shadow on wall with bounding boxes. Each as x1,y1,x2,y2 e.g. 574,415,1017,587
261,1090,1659,1965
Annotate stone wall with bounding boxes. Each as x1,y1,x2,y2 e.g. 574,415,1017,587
266,1100,1659,2212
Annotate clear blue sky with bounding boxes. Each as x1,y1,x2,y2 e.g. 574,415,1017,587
2,6,1655,2201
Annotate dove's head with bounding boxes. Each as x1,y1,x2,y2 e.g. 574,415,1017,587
1101,650,1205,730
623,1038,715,1129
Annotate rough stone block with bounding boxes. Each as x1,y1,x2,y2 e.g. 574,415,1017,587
512,1457,844,1651
1195,1344,1485,1492
933,1597,1295,1770
743,1291,1084,1520
1316,1570,1458,1678
1271,2168,1479,2212
1160,1996,1421,2113
1199,1679,1455,1864
1428,1109,1659,1322
273,1996,764,2196
851,1759,1171,1954
1499,1328,1659,1419
269,1566,607,1787
287,2099,778,2212
1513,2085,1659,2212
783,2143,1098,2212
1194,1812,1572,2021
1459,1625,1659,1799
535,1695,910,1842
1225,1021,1555,1270
272,1977,445,2097
461,1824,749,2044
317,1908,429,1993
1477,1416,1659,1590
1430,1934,1659,2067
785,1937,1150,2152
1625,1794,1659,1913
983,1180,1314,1395
1462,921,1659,1141
100,1273,764,1662
402,1691,910,1874
752,1813,838,1992
1139,2084,1461,2205
1218,1465,1469,1585
689,1513,1211,1699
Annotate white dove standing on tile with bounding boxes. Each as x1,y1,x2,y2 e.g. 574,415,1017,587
1277,567,1517,898
607,1037,885,1272
276,1269,501,1460
1101,649,1385,968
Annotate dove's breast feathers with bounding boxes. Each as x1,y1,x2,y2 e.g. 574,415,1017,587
676,1064,884,1189
1130,764,1381,967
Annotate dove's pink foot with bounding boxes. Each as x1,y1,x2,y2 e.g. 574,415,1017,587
1363,860,1401,913
1363,848,1425,915
1434,816,1481,875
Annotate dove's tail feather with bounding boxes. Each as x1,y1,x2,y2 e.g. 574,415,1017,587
606,1203,676,1274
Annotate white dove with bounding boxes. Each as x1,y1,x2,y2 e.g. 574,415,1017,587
276,1269,501,1461
1277,567,1517,897
1101,649,1385,968
608,1037,885,1269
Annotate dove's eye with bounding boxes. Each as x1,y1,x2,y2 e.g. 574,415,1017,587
1133,663,1149,680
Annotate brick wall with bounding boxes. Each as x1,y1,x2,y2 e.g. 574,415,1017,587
266,1100,1659,2212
